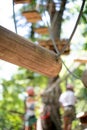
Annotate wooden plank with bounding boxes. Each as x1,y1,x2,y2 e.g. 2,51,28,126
0,26,62,77
14,0,32,4
22,11,42,23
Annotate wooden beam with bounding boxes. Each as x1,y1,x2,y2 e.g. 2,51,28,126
0,26,62,77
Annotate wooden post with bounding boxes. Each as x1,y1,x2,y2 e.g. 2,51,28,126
0,26,62,77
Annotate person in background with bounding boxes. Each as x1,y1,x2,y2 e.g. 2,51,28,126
59,84,76,130
24,86,37,130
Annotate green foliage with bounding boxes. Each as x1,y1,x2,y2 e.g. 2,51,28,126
0,67,48,129
83,42,87,50
76,87,87,112
81,1,87,24
73,64,85,78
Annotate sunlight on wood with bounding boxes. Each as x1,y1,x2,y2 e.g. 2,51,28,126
0,26,62,77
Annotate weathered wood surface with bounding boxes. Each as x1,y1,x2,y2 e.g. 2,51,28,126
0,26,62,77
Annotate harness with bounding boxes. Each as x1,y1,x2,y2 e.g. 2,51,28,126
41,105,50,120
41,112,50,120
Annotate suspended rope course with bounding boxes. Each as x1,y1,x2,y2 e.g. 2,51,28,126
43,0,86,80
12,0,86,80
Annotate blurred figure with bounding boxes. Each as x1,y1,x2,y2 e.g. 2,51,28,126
24,86,37,130
59,84,76,130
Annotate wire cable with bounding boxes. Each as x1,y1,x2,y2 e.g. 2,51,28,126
59,0,86,56
12,0,17,33
61,59,81,79
59,0,86,79
43,0,86,80
42,2,60,55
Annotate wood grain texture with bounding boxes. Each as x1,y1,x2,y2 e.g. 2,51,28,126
0,26,62,77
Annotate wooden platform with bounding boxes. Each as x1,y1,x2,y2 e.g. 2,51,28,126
14,0,32,4
0,26,62,77
22,10,42,23
34,27,48,35
74,59,87,63
39,39,70,55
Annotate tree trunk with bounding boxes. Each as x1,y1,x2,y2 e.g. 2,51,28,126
41,0,68,130
41,76,62,130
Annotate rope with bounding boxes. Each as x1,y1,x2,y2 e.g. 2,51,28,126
42,2,60,55
12,0,17,33
59,0,86,80
61,59,81,80
13,0,86,80
59,0,86,56
43,0,86,80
